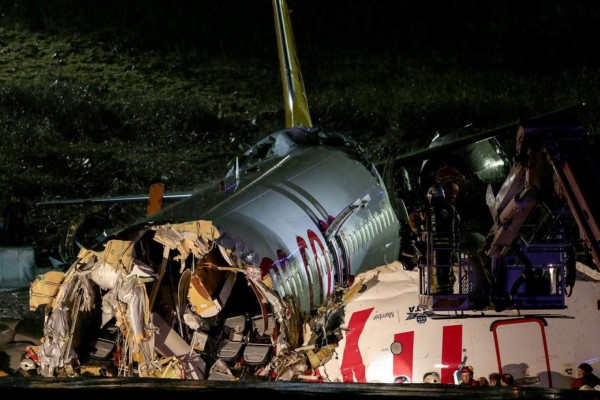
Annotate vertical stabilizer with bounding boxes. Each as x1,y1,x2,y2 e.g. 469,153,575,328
272,0,313,128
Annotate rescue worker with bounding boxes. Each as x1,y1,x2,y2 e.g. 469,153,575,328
408,164,466,294
572,363,600,389
426,183,459,294
459,365,480,386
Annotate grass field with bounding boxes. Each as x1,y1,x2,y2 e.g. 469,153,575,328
1,1,599,265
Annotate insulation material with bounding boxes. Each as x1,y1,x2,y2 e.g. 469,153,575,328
153,228,202,272
38,308,72,375
29,270,65,311
108,276,155,373
90,261,120,290
37,264,98,376
152,224,222,275
168,220,221,241
152,226,185,250
100,289,117,328
117,277,151,344
79,239,135,274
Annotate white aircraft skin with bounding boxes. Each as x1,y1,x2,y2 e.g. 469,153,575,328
320,262,600,389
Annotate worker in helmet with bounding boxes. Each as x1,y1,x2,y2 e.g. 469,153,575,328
425,182,460,294
408,164,465,294
459,365,480,386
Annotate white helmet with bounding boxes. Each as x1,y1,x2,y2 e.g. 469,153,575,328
19,358,36,371
423,371,441,383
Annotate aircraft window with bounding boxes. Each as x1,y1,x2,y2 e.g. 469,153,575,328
348,233,357,254
370,216,379,236
375,213,383,234
359,226,366,247
305,254,321,306
285,257,306,309
316,252,331,296
366,220,374,240
269,262,284,295
383,207,393,228
354,229,362,249
323,250,334,293
380,210,389,230
342,236,352,256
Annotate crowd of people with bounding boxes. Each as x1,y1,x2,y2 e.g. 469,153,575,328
462,363,600,390
414,362,599,390
457,365,516,387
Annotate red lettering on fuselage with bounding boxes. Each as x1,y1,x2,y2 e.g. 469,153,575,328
273,229,335,307
340,307,374,382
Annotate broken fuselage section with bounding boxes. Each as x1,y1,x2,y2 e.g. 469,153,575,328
33,126,401,380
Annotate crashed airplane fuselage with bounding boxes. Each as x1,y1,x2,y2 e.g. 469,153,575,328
32,126,401,379
23,0,600,389
30,0,403,380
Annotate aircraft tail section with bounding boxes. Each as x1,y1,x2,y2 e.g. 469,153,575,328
272,0,313,129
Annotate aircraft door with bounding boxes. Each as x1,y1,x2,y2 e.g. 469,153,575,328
491,317,552,387
327,235,350,287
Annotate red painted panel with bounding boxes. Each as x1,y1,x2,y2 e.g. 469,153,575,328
259,257,273,278
441,325,462,384
307,229,329,300
340,307,374,382
393,331,414,381
296,235,314,309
